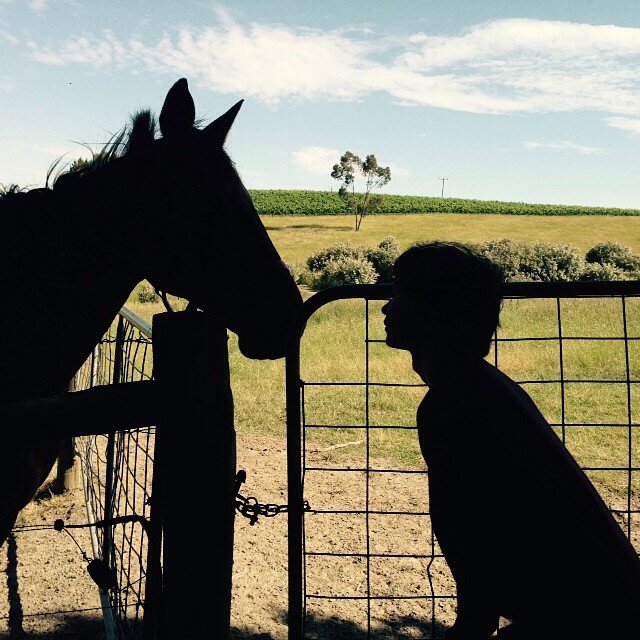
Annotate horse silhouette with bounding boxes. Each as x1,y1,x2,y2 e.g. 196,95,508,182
0,77,303,546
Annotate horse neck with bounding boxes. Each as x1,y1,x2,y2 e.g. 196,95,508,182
0,172,146,398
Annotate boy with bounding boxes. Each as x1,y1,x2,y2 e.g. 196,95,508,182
381,241,640,639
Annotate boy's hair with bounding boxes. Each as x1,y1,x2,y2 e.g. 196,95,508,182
393,241,504,357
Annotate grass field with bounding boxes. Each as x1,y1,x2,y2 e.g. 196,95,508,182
125,212,640,501
261,213,640,268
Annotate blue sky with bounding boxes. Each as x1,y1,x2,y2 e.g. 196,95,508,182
3,1,640,207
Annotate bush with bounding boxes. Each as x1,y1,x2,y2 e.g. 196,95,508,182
585,242,640,272
311,255,378,290
479,239,585,282
478,239,523,281
579,263,629,281
518,242,584,282
306,237,400,284
306,243,365,272
137,283,159,303
364,236,401,283
284,261,311,286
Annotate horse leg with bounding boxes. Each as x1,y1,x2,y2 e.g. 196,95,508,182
0,511,18,548
0,440,61,547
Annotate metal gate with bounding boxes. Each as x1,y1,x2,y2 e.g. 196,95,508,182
286,281,640,639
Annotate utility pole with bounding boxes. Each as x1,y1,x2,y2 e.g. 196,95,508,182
439,177,448,198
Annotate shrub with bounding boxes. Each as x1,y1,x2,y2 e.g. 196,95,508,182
478,239,523,281
579,263,629,281
377,236,400,253
137,283,159,303
311,255,378,290
364,236,401,283
307,237,401,284
517,242,584,282
585,242,640,272
284,261,311,285
306,243,365,272
479,239,584,281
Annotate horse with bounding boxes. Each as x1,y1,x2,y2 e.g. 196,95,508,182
0,77,303,546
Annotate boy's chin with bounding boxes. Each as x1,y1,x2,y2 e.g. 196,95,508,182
385,335,412,351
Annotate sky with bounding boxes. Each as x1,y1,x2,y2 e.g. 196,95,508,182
2,1,640,208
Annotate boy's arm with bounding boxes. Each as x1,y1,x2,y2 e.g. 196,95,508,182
445,581,500,639
421,398,501,640
431,484,501,640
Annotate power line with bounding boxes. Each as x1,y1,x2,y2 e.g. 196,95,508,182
439,177,448,198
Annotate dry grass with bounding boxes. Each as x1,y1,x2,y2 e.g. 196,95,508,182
262,212,640,267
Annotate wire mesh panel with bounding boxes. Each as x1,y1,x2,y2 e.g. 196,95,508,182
74,308,155,640
288,281,640,640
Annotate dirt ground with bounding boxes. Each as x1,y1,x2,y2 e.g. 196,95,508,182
1,433,636,640
0,433,452,640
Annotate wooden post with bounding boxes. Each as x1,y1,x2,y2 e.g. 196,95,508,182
152,311,236,640
55,377,81,492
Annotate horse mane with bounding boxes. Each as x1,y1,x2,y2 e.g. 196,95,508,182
1,105,231,223
50,109,159,190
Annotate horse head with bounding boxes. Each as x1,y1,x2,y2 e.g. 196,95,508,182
129,78,303,359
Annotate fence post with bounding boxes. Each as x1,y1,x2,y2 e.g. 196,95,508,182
152,310,236,640
55,377,81,491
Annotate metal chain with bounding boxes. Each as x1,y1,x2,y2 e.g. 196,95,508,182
235,470,310,526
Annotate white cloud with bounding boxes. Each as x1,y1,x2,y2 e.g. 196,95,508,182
28,0,47,11
397,18,640,115
23,16,640,118
0,27,18,45
388,162,409,177
292,146,341,175
605,116,640,135
399,19,640,70
28,30,129,67
292,146,408,179
522,140,604,155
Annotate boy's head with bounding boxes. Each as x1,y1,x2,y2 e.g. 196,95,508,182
383,241,504,359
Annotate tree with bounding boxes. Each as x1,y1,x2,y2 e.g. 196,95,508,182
331,151,391,230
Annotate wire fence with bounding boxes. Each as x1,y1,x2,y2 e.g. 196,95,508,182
288,281,640,640
74,307,155,640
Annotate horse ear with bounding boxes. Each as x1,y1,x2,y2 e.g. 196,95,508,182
203,100,244,145
159,78,196,139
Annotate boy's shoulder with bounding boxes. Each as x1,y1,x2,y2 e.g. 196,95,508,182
417,360,541,427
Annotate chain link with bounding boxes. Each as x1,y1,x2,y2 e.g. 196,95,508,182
235,470,310,526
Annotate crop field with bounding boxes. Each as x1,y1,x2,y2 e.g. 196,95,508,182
249,189,640,217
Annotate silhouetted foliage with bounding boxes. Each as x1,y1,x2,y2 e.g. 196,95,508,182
0,183,27,199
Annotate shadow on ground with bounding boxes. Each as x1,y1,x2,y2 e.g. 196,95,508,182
264,224,353,232
2,607,447,640
231,611,448,639
0,613,105,639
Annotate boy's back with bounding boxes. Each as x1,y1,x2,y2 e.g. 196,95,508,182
418,359,640,638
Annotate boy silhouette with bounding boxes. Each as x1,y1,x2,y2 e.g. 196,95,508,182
381,241,640,639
